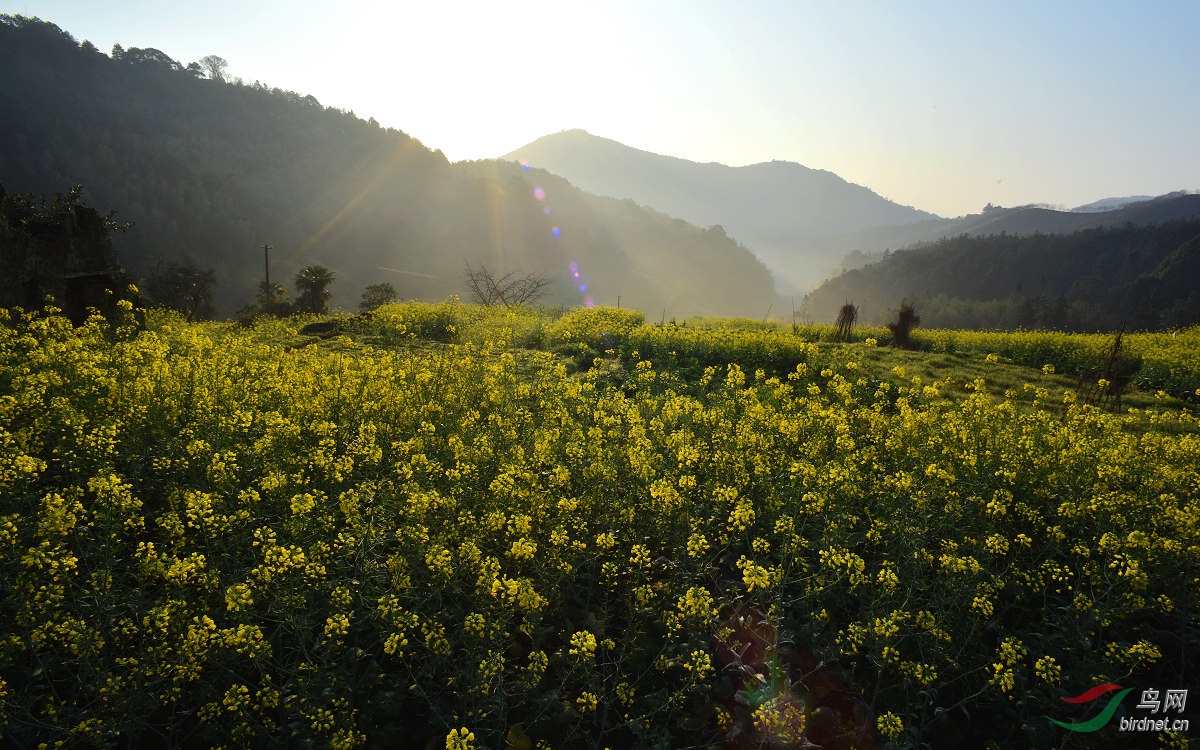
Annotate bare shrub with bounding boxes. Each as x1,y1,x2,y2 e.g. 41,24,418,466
834,302,859,342
463,262,553,307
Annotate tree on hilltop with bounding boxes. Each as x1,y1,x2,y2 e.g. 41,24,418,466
134,47,179,69
199,54,227,81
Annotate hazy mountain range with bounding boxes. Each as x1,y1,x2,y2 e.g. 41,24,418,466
503,130,937,292
503,131,1200,298
500,130,1199,330
827,192,1200,273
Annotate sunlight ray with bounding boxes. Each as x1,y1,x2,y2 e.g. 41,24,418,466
281,136,423,273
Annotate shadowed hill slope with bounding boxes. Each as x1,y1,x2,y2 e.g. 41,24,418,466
802,219,1200,331
0,16,777,318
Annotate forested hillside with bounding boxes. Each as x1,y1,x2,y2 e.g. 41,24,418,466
0,16,777,318
802,220,1200,331
819,193,1200,278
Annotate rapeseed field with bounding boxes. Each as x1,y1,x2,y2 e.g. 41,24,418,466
1,300,1196,749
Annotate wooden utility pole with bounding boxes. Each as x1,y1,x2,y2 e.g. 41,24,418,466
262,244,272,290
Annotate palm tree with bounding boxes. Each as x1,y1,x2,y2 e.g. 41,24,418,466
295,265,335,314
251,280,292,317
256,280,286,304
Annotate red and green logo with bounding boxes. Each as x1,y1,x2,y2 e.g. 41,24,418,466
1048,683,1134,732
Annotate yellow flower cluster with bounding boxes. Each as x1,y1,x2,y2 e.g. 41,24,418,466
1034,655,1061,685
675,586,719,624
446,727,475,750
575,691,599,713
569,630,597,659
751,698,806,747
876,711,904,740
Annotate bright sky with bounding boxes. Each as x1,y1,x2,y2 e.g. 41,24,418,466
17,0,1200,217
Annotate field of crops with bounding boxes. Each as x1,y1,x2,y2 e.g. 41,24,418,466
1,300,1197,749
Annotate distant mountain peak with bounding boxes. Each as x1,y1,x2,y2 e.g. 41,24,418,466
501,130,939,292
1070,195,1154,213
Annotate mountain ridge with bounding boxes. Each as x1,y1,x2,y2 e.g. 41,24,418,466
1070,195,1154,213
826,192,1200,276
502,129,939,292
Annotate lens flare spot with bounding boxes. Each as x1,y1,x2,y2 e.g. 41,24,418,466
573,271,580,279
579,284,587,292
533,187,546,201
543,206,552,215
520,159,530,171
552,226,561,238
569,262,578,272
585,297,594,307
